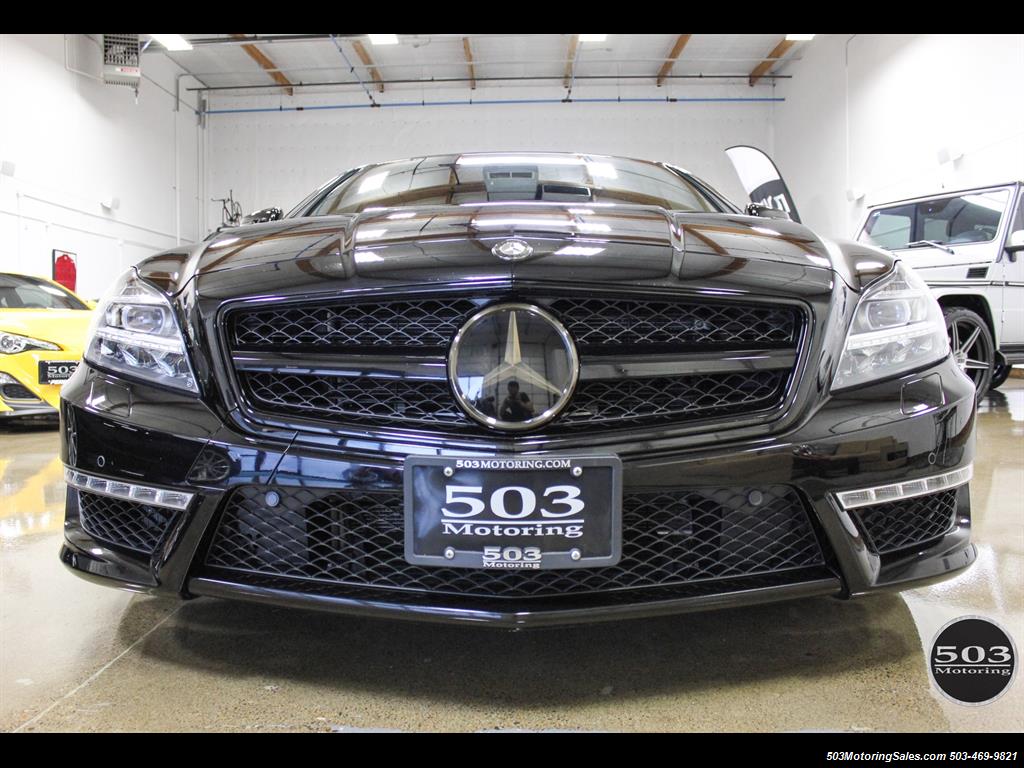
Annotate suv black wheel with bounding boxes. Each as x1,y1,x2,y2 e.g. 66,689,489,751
944,307,994,395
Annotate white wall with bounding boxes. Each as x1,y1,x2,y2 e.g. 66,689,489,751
774,34,1024,240
204,81,779,222
0,34,203,298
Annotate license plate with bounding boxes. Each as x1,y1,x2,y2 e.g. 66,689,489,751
38,360,79,384
404,455,622,570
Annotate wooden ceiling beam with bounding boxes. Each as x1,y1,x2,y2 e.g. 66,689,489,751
656,34,692,86
352,39,385,93
230,34,294,95
563,34,579,88
748,37,795,86
462,37,476,90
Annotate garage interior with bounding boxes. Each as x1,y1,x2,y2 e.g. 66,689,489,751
1,33,1022,732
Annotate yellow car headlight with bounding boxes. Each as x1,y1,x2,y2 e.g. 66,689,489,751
0,331,60,355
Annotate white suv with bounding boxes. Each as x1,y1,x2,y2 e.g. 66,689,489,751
858,182,1024,392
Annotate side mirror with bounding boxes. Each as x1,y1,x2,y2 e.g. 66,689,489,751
242,207,283,225
1006,230,1024,253
746,202,792,221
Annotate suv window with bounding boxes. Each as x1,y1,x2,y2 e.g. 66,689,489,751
860,189,1010,249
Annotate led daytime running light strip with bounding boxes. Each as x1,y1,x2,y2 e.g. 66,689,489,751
835,465,973,510
844,321,938,351
94,326,185,354
64,467,194,511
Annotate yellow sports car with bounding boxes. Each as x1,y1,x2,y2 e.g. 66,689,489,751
0,273,94,421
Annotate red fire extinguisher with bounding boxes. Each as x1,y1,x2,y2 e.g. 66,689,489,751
52,250,78,293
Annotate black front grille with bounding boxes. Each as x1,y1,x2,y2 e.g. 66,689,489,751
241,369,788,431
232,298,479,349
230,296,799,352
205,485,826,599
549,297,797,350
855,489,959,555
77,491,176,554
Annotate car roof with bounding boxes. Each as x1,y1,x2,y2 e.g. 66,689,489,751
867,181,1022,210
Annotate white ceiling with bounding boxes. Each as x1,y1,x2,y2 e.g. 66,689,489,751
152,34,806,95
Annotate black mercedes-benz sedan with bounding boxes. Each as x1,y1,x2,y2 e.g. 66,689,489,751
59,152,976,627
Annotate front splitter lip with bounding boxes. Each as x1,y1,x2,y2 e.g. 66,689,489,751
187,574,844,629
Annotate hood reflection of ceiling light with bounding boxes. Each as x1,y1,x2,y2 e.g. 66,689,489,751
358,172,389,194
785,34,815,41
368,34,399,45
457,155,588,166
355,229,387,240
579,34,607,42
355,251,385,263
555,245,605,256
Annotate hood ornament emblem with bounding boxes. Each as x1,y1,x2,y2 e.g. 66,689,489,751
492,238,533,261
449,303,578,431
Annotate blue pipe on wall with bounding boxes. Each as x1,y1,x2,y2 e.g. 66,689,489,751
205,95,784,116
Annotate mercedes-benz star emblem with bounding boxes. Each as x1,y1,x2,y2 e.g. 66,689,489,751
492,238,534,261
449,303,578,431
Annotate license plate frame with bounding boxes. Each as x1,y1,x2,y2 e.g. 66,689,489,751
404,455,622,570
38,360,79,385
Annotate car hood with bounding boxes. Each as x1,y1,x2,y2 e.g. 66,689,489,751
0,309,94,351
180,204,848,302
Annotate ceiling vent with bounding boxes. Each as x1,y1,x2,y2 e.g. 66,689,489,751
102,34,141,88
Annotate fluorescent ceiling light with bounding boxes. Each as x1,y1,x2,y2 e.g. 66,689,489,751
149,34,193,51
579,34,607,42
785,34,815,41
368,34,399,45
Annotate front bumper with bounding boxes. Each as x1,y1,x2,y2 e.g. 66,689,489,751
59,356,977,627
1,349,81,417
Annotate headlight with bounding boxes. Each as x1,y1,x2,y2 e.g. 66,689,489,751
85,269,199,393
832,261,949,391
0,331,59,354
0,331,60,354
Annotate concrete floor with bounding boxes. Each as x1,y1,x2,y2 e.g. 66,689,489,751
2,385,1021,732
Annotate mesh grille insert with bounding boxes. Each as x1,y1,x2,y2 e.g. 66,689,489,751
232,299,479,349
230,296,799,351
78,491,176,554
855,489,959,555
206,485,826,599
550,297,797,349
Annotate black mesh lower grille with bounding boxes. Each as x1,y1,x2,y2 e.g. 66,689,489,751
78,491,176,554
855,489,959,555
205,485,826,599
240,369,788,432
1,383,38,401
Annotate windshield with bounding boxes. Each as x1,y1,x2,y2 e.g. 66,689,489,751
0,274,88,310
304,154,723,216
859,188,1010,250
